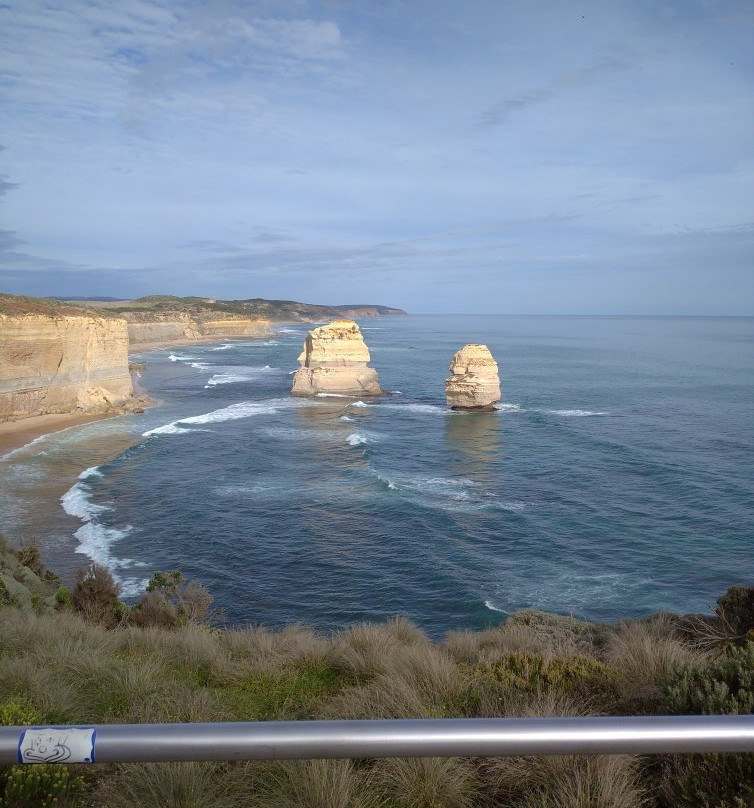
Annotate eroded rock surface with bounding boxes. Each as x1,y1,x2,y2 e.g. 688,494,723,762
445,344,501,410
0,312,134,421
291,320,382,397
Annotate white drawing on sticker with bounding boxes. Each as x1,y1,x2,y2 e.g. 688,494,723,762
20,728,95,764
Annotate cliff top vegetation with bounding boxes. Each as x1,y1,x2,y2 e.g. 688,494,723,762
0,292,406,321
1,533,752,808
0,293,103,318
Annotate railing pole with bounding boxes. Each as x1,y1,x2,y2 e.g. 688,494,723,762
2,716,754,765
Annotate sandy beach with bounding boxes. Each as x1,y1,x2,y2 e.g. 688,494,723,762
0,411,123,457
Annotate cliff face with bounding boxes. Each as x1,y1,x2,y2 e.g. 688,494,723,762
445,344,501,411
291,320,382,397
0,313,134,421
125,312,271,345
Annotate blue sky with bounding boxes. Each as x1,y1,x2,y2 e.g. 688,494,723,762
1,0,752,313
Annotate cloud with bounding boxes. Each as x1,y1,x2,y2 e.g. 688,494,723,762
478,59,626,128
0,177,17,195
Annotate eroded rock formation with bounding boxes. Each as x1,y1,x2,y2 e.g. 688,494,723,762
0,312,134,421
291,320,382,397
445,344,501,411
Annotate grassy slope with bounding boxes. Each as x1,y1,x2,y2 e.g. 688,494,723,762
1,538,752,807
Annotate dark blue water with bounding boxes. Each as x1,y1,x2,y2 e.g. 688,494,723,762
7,316,754,636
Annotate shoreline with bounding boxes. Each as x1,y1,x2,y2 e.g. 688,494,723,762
0,411,126,458
0,328,287,458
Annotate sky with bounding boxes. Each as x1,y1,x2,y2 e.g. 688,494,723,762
0,0,752,314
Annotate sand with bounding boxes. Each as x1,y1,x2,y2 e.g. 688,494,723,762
0,411,122,457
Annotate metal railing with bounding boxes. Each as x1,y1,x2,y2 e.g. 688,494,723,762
3,716,754,765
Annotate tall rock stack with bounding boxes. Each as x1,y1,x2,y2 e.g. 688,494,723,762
291,320,382,397
445,344,501,411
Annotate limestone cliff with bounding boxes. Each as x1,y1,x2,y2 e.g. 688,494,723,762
291,320,382,397
445,344,501,411
0,311,134,421
124,312,271,345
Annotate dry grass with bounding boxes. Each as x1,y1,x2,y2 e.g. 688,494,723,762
254,759,377,808
604,617,706,686
482,754,646,808
374,756,479,808
92,762,241,808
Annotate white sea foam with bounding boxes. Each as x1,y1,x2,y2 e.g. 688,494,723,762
168,353,198,362
316,392,355,399
340,415,354,422
142,422,193,436
204,366,276,387
188,361,212,371
62,474,147,596
278,328,303,334
484,600,509,614
210,343,234,351
376,473,398,490
180,399,290,425
1,434,48,461
347,433,369,446
497,402,525,413
545,409,608,417
349,401,369,408
145,398,298,437
61,481,109,521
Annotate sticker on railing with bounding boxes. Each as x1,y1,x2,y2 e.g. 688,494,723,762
17,727,96,764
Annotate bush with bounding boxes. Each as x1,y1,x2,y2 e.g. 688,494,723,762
0,765,85,808
71,565,121,627
131,591,178,629
464,652,622,716
658,642,754,807
142,571,214,626
716,586,754,644
15,541,44,577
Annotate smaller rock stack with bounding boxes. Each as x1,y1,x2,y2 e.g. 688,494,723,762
291,320,382,397
445,344,501,411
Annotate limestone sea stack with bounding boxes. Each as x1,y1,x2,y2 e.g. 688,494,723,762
445,344,501,411
291,320,382,397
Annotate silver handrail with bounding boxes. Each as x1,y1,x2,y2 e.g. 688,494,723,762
3,716,754,764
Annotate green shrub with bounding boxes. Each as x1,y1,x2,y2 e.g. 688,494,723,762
665,642,754,715
0,697,40,726
658,642,754,807
465,652,622,715
15,541,44,577
0,765,85,808
54,587,73,612
716,586,754,644
142,571,214,626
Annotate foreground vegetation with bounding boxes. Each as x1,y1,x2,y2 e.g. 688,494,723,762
1,537,752,807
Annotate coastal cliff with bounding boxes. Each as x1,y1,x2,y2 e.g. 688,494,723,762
291,320,382,396
124,311,271,345
0,302,134,421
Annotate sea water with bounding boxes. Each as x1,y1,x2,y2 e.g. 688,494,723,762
1,315,752,636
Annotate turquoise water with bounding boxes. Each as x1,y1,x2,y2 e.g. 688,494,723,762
3,316,753,636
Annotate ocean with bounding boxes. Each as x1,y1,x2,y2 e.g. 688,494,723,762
2,315,752,638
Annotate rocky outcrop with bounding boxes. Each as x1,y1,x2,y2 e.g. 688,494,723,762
125,312,271,345
291,320,382,397
0,313,134,421
445,344,501,411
